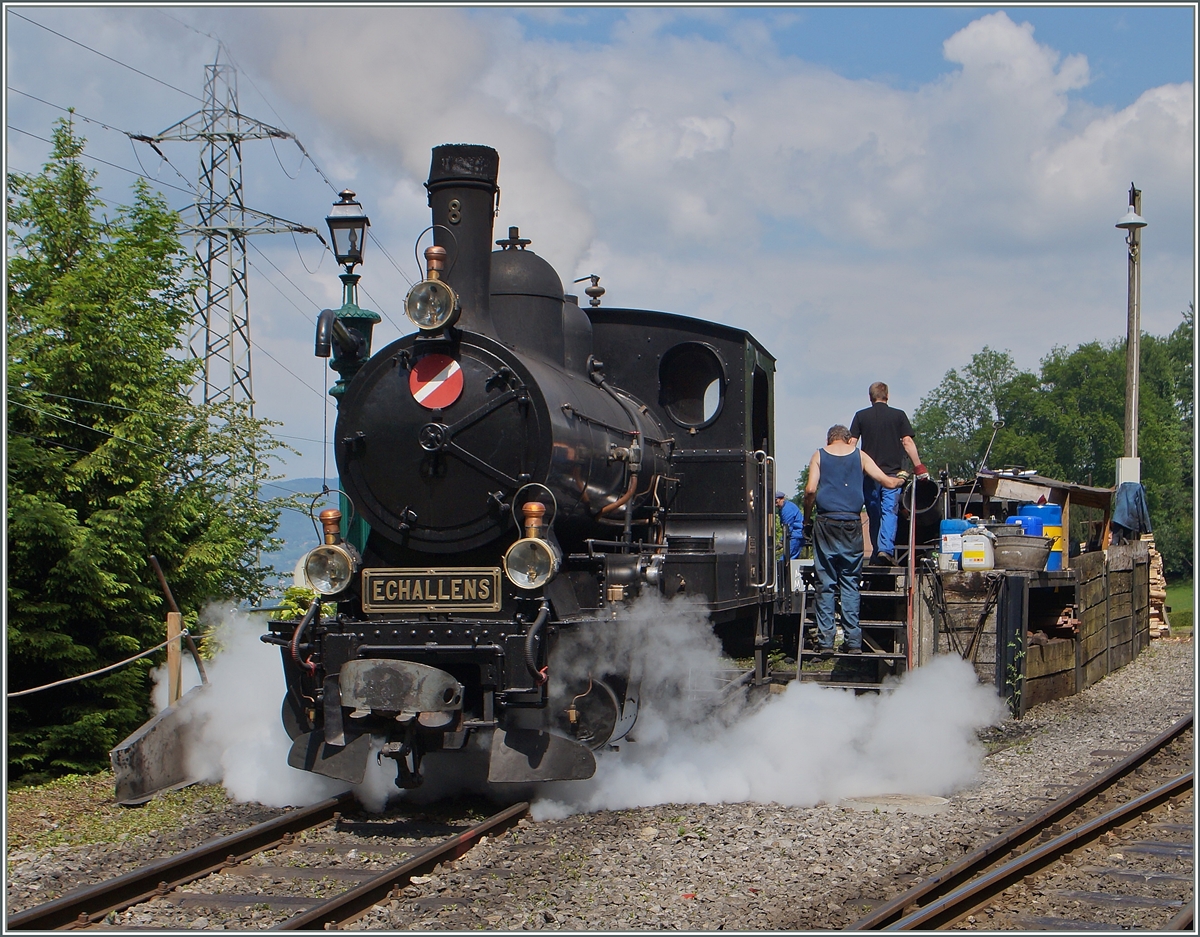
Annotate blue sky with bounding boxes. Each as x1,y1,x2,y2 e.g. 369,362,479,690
504,7,1194,109
6,6,1196,489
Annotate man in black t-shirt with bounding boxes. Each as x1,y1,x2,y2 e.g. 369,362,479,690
848,382,928,565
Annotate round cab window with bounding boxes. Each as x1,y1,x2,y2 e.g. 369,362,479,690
659,342,725,428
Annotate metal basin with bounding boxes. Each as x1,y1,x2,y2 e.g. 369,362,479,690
993,535,1054,570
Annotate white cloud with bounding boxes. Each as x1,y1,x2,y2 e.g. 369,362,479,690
8,7,1189,483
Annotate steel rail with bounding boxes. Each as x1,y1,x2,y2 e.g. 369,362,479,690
850,713,1193,929
272,800,529,930
1166,899,1194,930
888,771,1193,930
6,791,355,931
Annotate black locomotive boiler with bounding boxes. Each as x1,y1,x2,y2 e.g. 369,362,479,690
266,144,782,789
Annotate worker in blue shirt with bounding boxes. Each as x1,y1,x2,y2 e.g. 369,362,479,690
776,491,805,559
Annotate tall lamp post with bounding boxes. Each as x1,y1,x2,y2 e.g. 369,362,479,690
1115,184,1146,485
321,190,380,550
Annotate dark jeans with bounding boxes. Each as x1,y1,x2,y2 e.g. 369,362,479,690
813,514,864,650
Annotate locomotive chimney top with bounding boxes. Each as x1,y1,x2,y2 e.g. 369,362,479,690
425,144,500,337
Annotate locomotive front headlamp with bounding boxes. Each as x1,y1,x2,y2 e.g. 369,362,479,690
405,278,459,332
326,190,370,269
503,537,562,591
303,544,357,596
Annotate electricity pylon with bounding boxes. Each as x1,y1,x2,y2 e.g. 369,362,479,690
153,48,314,413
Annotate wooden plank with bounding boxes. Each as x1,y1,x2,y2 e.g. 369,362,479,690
1061,495,1071,570
1109,614,1133,647
1080,578,1106,610
1024,669,1077,708
1081,608,1106,641
985,477,1054,504
1026,639,1076,678
1109,592,1132,621
1110,639,1134,670
1084,654,1107,688
1108,569,1133,595
1075,551,1105,584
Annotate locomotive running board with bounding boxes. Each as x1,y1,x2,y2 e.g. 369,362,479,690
488,728,596,783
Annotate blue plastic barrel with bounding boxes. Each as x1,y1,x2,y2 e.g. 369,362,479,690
1006,515,1044,536
1019,504,1062,570
940,518,971,564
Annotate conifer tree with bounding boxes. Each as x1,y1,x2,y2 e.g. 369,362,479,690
6,118,289,781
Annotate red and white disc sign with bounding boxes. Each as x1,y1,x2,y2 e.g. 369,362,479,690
409,353,464,409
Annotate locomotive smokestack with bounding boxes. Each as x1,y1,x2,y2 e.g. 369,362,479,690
426,145,499,337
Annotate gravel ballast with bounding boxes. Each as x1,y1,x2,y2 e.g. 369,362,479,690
6,638,1193,930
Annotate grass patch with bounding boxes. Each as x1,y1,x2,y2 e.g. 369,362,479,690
6,771,230,853
1165,577,1193,635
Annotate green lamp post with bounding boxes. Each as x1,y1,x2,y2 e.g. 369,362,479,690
324,190,380,549
325,190,381,401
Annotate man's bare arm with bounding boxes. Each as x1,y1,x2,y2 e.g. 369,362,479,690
901,435,921,467
803,451,820,517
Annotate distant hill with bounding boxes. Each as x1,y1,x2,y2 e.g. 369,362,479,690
262,478,338,585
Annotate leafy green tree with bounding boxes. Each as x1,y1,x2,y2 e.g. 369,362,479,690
911,347,1023,478
6,118,290,781
912,311,1193,576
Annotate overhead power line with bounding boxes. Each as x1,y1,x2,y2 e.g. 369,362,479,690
9,11,204,104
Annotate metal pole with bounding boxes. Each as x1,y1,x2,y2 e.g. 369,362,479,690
1123,184,1142,459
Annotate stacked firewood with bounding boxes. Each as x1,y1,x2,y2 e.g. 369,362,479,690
1142,534,1171,638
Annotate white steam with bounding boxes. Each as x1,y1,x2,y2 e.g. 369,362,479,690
150,605,395,810
152,597,1003,817
533,594,1005,819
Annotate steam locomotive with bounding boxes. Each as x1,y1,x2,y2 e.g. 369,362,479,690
264,145,781,789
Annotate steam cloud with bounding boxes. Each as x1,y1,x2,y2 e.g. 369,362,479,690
155,596,1003,817
536,593,1007,819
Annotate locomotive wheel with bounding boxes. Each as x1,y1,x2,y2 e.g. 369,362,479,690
281,693,313,740
559,678,621,750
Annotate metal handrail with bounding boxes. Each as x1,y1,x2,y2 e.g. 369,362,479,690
751,451,777,589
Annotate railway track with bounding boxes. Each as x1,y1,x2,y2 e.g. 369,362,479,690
851,714,1193,931
7,795,528,931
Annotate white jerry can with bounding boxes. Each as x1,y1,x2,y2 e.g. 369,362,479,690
961,528,995,570
791,559,813,592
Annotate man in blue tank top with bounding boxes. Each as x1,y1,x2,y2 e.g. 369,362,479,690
803,425,905,655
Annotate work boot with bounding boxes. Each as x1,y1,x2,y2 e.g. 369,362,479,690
843,645,863,655
876,552,895,566
816,646,835,661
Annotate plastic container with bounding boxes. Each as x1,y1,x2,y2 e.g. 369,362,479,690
940,519,971,567
1019,504,1063,570
961,526,995,570
1006,515,1044,537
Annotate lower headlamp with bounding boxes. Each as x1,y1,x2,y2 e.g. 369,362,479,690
303,543,358,596
503,537,562,590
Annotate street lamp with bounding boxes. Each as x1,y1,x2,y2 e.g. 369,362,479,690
317,191,380,402
315,190,381,553
326,189,370,269
1115,184,1146,485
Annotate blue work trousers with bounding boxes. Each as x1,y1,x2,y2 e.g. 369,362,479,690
813,515,863,650
864,478,901,556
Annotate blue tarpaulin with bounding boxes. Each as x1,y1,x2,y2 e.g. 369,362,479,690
1112,481,1152,535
